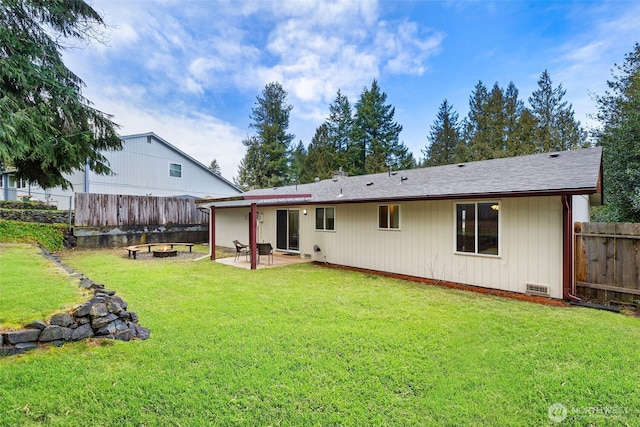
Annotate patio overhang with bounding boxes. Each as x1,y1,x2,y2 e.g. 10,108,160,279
202,193,311,269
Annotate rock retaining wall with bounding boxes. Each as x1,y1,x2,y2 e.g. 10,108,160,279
0,248,150,357
0,283,150,356
0,208,72,224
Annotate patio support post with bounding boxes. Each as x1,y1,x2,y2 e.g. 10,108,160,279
209,206,216,260
249,203,257,270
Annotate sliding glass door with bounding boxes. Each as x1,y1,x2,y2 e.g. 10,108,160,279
276,209,299,252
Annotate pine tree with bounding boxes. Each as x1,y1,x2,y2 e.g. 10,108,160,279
208,159,221,175
0,0,122,189
594,43,640,222
288,141,307,184
463,81,492,161
528,70,587,152
422,100,462,166
301,124,334,183
236,82,294,189
352,80,411,174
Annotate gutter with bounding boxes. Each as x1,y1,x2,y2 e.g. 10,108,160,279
562,195,581,302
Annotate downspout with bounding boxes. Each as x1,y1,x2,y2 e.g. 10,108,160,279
209,206,216,260
562,195,581,302
84,159,90,192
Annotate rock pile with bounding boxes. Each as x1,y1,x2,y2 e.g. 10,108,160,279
1,285,150,357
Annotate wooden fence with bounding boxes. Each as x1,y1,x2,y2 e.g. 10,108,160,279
74,193,208,227
574,222,640,303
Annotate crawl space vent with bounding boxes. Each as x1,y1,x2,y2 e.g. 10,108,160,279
525,283,550,297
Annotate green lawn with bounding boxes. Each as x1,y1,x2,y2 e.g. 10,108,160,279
0,244,86,328
1,246,639,426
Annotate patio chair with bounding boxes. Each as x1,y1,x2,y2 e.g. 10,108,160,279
257,243,274,265
233,240,249,262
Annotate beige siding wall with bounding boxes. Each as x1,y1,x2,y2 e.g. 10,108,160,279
214,196,564,298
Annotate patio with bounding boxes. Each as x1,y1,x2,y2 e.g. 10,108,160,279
215,250,312,270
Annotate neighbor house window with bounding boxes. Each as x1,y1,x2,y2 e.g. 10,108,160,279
169,163,182,178
315,207,335,231
378,204,400,229
456,202,499,256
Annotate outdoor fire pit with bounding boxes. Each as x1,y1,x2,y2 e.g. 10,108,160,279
153,246,178,258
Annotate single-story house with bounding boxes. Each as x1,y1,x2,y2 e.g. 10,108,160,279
1,132,241,208
197,147,603,301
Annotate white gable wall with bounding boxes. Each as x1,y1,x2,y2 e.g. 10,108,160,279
87,135,235,199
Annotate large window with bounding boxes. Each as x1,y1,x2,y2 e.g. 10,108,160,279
169,163,182,178
456,202,499,255
315,207,335,231
379,204,400,229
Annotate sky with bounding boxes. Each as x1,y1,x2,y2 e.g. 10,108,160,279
65,0,640,180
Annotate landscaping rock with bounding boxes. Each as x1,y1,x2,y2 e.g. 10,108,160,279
6,329,41,344
76,317,90,325
73,302,92,317
71,324,94,341
89,303,109,318
111,295,127,310
50,313,73,327
25,320,47,330
134,324,150,340
14,342,38,354
114,330,130,341
96,321,117,336
92,313,118,330
106,299,122,314
39,325,65,342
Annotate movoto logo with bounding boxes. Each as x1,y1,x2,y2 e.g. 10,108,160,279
548,403,568,423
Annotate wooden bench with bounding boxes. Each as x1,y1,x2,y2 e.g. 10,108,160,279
126,243,195,260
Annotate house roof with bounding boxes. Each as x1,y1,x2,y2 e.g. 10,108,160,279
197,147,603,208
120,132,241,194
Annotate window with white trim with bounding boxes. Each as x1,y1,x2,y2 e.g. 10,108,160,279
455,202,499,255
169,163,182,178
378,204,400,229
315,207,335,231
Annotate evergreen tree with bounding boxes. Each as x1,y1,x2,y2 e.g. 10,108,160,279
0,0,122,189
463,81,492,161
352,80,411,174
594,43,640,222
208,159,221,175
236,82,294,188
327,90,353,156
288,141,307,184
422,100,462,166
528,70,587,152
301,124,334,183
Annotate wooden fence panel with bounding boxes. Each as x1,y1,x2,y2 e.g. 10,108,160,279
575,222,640,303
74,193,207,227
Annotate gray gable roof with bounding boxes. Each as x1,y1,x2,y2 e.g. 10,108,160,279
200,147,602,207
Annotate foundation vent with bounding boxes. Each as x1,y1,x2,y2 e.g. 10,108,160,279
525,283,550,297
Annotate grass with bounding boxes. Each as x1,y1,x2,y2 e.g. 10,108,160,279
1,246,639,426
0,244,86,328
0,220,67,251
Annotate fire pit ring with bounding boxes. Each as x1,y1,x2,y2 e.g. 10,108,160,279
153,248,178,258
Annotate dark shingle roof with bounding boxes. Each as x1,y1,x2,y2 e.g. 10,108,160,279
201,147,602,207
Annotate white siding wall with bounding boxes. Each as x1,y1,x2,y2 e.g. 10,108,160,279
87,135,236,199
240,196,565,298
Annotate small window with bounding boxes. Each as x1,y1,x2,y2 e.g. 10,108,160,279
378,204,400,229
169,163,182,178
456,202,499,255
315,207,335,231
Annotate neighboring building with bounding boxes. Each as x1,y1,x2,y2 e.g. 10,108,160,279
1,132,241,207
198,147,603,300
